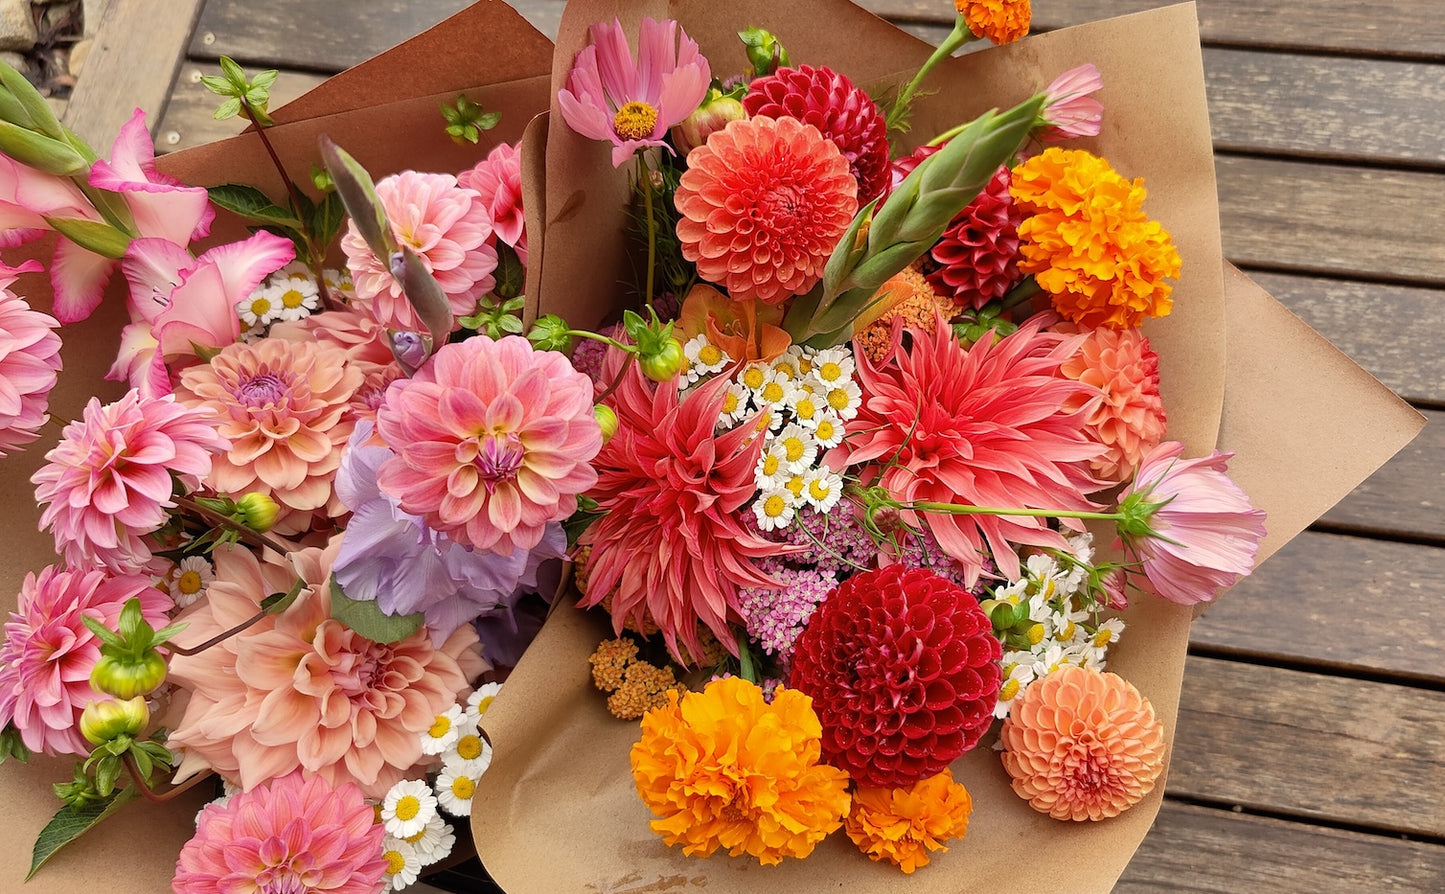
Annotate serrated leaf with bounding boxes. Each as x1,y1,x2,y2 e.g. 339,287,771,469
28,788,138,880
206,183,303,230
329,577,424,644
212,96,242,121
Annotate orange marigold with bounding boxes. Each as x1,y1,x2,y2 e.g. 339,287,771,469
1010,148,1181,330
630,677,851,864
956,0,1032,45
845,769,974,873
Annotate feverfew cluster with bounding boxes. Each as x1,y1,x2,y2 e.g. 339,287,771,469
236,261,350,332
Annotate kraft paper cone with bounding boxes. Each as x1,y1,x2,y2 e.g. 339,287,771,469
469,3,1423,892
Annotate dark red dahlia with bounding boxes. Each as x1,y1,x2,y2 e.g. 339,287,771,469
789,565,1002,789
879,142,941,207
744,64,891,204
924,164,1024,310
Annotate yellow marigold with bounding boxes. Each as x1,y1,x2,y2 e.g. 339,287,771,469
588,637,640,693
853,265,961,363
1010,147,1181,330
607,661,684,720
630,677,851,865
845,769,974,873
956,0,1032,45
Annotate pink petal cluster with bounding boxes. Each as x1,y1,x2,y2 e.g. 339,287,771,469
459,141,528,264
0,261,61,455
166,543,483,797
1060,325,1167,482
1117,440,1267,605
557,17,711,167
1038,64,1105,142
376,334,601,555
0,566,169,755
340,170,497,332
33,390,228,573
174,770,387,894
844,318,1104,583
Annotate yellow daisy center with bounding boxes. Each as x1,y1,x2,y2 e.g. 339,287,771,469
818,361,843,382
280,288,306,309
772,361,796,379
405,828,427,844
781,436,807,463
383,850,406,875
1094,628,1116,647
1062,621,1077,640
721,391,740,414
815,419,836,442
741,367,766,389
760,455,780,477
808,479,832,501
760,382,785,404
785,475,805,498
394,795,420,822
1026,623,1046,645
428,715,452,738
456,735,483,761
793,397,818,420
249,296,272,316
1000,678,1020,701
474,695,495,716
613,101,659,141
698,344,724,366
176,570,203,595
762,494,788,519
451,776,476,800
826,388,851,411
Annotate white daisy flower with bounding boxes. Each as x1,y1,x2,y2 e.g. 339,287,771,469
381,778,438,839
809,347,855,387
822,379,862,420
403,814,455,867
443,728,493,778
267,278,320,323
754,370,791,410
752,488,796,532
754,441,791,490
272,259,314,287
420,704,465,756
1092,618,1126,651
787,383,824,427
736,360,770,393
995,662,1038,719
719,381,753,426
322,266,354,295
811,412,845,449
768,353,800,382
683,334,731,381
773,423,818,473
800,469,844,513
782,473,808,503
464,682,503,729
168,556,214,608
435,765,479,817
380,837,421,891
236,287,278,327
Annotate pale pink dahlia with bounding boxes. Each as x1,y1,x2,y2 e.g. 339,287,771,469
174,770,387,894
0,566,169,755
1060,325,1167,483
176,338,361,532
375,335,601,556
675,116,858,304
269,307,396,368
845,318,1104,583
166,543,483,797
1116,441,1267,605
459,141,528,264
341,170,497,332
0,261,61,456
33,390,228,573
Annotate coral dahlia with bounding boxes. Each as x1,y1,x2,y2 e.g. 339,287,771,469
1060,325,1167,482
0,262,61,456
924,165,1024,310
789,565,1002,789
675,116,858,305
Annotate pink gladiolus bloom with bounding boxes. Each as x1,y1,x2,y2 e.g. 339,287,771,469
557,17,711,167
1116,440,1268,605
459,141,528,264
32,390,228,574
0,566,169,755
0,260,62,456
1038,64,1104,142
174,771,387,894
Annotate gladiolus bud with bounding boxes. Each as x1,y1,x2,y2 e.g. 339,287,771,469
670,92,746,156
79,696,149,745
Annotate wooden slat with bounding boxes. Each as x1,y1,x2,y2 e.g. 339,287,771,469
156,63,326,153
860,0,1445,60
1319,409,1444,540
1120,801,1445,892
1168,656,1445,837
1192,532,1445,684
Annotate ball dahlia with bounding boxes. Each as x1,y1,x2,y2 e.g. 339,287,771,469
743,63,890,204
0,265,61,456
788,565,1002,789
924,165,1023,309
675,116,858,305
1060,325,1167,482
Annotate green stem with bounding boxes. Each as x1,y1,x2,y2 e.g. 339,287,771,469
636,154,658,309
171,494,299,558
120,753,211,804
565,330,635,353
736,630,759,685
888,14,976,133
998,276,1042,312
910,499,1122,523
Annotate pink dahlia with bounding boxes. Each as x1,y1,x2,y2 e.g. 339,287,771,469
0,566,169,755
269,307,395,368
1060,325,1167,483
581,365,780,661
844,318,1104,583
341,170,497,332
176,338,361,533
1116,441,1267,605
0,261,61,456
744,64,891,204
459,141,528,264
174,770,387,894
33,390,228,573
166,543,482,796
924,165,1024,310
375,335,601,555
676,116,858,305
557,17,711,167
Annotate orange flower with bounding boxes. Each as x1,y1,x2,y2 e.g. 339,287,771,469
630,677,851,865
956,0,1032,45
852,264,959,363
1000,665,1166,821
845,769,974,873
1010,148,1181,330
676,284,792,363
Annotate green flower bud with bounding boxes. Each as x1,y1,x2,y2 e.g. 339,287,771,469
527,314,575,354
739,27,790,77
594,405,619,444
79,697,149,746
637,337,686,383
235,492,280,533
89,651,167,700
670,91,747,156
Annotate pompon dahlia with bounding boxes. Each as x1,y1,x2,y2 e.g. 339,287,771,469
33,390,228,573
846,769,974,873
844,317,1104,584
375,335,600,556
789,565,1002,789
956,0,1032,45
675,116,858,305
1000,665,1166,821
0,262,61,456
174,771,387,894
925,165,1024,310
341,169,497,332
581,365,781,661
631,677,851,865
743,64,890,204
1060,325,1167,482
0,566,168,755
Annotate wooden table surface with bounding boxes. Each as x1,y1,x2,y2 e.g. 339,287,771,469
59,0,1445,890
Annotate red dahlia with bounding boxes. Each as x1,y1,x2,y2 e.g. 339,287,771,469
744,64,891,204
925,165,1024,310
789,565,1002,789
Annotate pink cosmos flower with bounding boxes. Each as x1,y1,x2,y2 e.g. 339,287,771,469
166,543,483,797
1116,440,1267,605
174,770,387,894
0,260,61,456
340,170,496,332
459,141,528,264
0,566,169,755
32,390,228,573
557,17,711,167
1038,64,1104,142
375,334,601,556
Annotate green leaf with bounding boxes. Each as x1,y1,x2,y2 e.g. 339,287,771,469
260,577,305,615
206,183,304,230
250,69,279,91
493,242,525,299
394,246,454,352
79,615,125,650
329,577,424,644
28,788,138,880
199,74,234,96
92,754,121,798
310,191,345,249
0,722,30,763
563,499,604,550
218,55,247,87
212,97,242,121
476,110,501,130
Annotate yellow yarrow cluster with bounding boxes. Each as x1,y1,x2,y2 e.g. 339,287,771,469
956,0,1032,45
1010,147,1181,330
845,769,974,873
588,637,684,720
630,677,851,865
853,264,960,363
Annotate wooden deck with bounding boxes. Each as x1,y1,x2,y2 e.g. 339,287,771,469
61,0,1445,890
